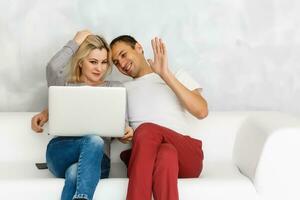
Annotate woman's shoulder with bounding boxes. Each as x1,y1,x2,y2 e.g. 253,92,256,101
64,81,85,86
64,80,124,87
105,80,124,87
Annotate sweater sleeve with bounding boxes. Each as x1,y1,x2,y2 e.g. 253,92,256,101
46,40,79,87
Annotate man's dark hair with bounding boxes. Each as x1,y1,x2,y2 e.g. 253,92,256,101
110,35,138,49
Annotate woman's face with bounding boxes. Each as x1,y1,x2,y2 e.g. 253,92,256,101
80,48,109,85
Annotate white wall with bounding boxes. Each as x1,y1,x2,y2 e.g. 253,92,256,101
0,0,299,115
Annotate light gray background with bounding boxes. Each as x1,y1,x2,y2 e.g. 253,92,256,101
0,0,299,116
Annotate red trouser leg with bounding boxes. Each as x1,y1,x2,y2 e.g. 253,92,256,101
153,143,179,200
125,123,204,200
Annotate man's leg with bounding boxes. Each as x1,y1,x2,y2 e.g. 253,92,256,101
126,123,204,200
120,149,131,168
126,123,163,200
153,143,179,200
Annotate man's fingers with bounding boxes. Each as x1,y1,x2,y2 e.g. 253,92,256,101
151,39,157,55
121,127,133,141
147,59,154,66
155,37,161,54
122,133,131,140
152,37,161,55
118,138,127,144
161,40,167,55
151,37,166,56
126,136,133,141
119,137,130,143
120,136,132,143
158,38,164,55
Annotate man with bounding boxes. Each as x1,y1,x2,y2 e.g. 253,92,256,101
110,35,208,200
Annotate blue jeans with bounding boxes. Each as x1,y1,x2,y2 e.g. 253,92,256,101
46,135,110,200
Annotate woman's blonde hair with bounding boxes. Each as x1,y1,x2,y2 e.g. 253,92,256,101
68,35,112,83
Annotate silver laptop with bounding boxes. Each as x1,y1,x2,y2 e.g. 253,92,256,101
48,86,126,137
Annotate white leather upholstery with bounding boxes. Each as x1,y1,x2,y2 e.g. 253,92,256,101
0,112,299,200
0,161,257,200
233,112,300,200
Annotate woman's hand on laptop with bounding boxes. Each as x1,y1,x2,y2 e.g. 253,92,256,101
119,126,134,144
31,108,49,133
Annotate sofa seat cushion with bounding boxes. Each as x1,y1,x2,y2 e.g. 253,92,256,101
0,161,54,179
0,161,258,200
179,161,259,200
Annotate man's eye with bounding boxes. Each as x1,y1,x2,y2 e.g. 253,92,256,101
121,53,126,58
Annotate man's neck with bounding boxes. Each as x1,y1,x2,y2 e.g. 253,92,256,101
135,61,153,78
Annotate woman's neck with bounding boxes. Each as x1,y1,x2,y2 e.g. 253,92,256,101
79,75,105,86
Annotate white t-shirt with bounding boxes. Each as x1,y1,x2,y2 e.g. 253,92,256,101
124,69,202,134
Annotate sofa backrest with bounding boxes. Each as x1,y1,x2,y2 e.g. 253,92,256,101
186,111,251,162
0,112,52,162
0,111,275,163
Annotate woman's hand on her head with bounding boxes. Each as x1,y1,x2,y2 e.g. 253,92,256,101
73,30,92,45
118,126,134,144
31,109,49,133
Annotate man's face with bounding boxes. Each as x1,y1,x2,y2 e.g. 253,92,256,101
111,41,143,78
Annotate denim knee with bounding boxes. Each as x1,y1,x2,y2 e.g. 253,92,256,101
65,163,78,185
46,138,65,177
82,135,104,152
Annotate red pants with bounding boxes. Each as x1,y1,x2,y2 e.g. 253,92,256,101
120,123,204,200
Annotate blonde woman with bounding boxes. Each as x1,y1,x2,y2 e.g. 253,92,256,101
31,30,133,200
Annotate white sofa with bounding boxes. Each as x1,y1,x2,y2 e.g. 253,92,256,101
0,111,299,200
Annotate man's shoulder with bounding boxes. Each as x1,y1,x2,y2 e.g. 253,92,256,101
174,68,202,91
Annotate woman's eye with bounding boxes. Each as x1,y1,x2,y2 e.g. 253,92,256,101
121,53,126,58
90,61,98,64
102,61,108,64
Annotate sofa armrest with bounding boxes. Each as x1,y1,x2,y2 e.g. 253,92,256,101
233,112,300,200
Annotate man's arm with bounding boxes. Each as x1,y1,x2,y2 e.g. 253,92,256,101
161,73,208,119
147,37,208,119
